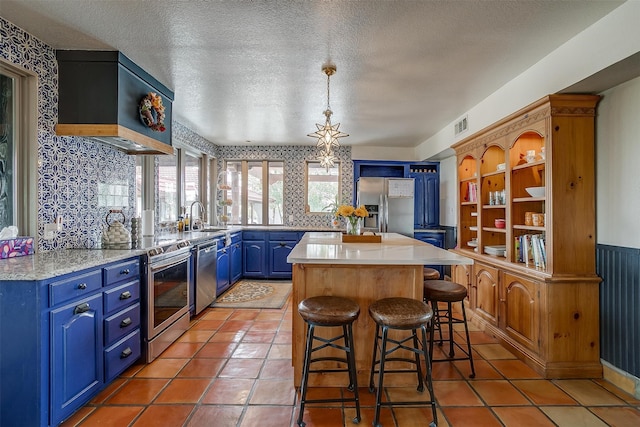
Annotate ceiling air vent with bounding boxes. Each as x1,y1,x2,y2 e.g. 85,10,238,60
454,115,468,136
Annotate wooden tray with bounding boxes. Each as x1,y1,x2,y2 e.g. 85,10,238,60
341,233,382,243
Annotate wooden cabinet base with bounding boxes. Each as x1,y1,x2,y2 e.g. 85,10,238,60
291,263,424,387
473,313,602,378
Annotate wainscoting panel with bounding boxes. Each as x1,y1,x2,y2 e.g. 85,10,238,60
597,244,640,378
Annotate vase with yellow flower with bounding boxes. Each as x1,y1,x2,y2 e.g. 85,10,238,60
337,204,369,235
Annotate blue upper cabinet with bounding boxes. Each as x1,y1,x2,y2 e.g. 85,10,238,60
353,160,439,228
409,163,440,229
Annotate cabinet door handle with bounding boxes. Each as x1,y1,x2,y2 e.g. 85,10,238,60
77,283,87,290
120,347,133,359
74,303,90,314
279,242,286,247
120,269,130,275
119,291,132,300
120,317,132,328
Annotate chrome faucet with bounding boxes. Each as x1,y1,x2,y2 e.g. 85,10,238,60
189,200,206,230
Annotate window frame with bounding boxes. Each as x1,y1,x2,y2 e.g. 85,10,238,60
304,160,342,215
0,60,37,238
222,159,284,226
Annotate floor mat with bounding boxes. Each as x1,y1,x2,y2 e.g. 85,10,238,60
211,279,292,309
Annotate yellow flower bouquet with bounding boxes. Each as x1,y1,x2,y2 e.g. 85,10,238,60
337,204,369,235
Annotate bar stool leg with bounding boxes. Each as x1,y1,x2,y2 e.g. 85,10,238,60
368,324,381,393
412,328,425,392
461,303,476,378
345,323,361,423
420,324,438,427
297,323,315,427
373,326,389,427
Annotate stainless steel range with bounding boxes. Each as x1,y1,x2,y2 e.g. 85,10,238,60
144,239,192,362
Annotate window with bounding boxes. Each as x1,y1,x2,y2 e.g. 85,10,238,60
157,152,178,222
305,162,341,213
0,72,16,229
222,160,283,225
184,152,203,222
0,61,36,235
268,163,284,224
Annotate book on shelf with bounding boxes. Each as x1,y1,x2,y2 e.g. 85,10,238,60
516,233,546,269
466,182,477,202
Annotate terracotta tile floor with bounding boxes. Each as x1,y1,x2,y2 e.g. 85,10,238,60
62,294,640,427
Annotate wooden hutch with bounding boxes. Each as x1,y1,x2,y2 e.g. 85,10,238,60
450,94,602,378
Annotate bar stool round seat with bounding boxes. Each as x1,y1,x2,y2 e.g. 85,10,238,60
298,295,360,326
423,279,476,379
423,279,467,302
297,296,361,427
368,297,438,427
423,267,441,281
369,297,433,329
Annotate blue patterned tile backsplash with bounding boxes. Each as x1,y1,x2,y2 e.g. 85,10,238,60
1,16,353,252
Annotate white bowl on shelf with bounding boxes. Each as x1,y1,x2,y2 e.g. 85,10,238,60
525,186,545,198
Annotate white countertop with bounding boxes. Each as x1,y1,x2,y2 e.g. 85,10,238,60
287,232,473,265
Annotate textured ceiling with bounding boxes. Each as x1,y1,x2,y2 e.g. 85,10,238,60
0,0,624,149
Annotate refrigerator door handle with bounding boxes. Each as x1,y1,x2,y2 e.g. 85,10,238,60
383,194,389,233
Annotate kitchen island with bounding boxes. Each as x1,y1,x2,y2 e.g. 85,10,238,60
287,232,473,386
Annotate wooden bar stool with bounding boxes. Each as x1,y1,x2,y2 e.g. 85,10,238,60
297,296,361,427
423,280,476,378
368,297,438,427
423,267,440,281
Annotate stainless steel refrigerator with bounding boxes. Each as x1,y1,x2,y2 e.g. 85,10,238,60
356,177,414,236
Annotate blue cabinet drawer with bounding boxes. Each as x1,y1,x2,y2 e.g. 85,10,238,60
104,329,141,382
269,231,299,241
104,302,141,346
103,259,140,286
104,280,140,315
49,270,102,307
243,230,266,240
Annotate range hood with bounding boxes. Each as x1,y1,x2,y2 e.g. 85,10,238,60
55,51,174,155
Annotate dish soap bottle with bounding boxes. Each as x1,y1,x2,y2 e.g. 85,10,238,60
184,214,190,231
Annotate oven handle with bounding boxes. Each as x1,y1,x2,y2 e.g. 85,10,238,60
149,253,191,272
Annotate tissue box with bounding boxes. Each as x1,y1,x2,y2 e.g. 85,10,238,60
0,237,35,259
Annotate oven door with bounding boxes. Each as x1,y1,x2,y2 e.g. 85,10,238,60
147,251,191,340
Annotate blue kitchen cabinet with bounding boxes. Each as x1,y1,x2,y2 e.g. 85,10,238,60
242,231,267,278
216,238,231,294
51,293,104,425
410,164,440,229
267,231,299,278
414,231,445,277
0,256,142,427
230,232,243,284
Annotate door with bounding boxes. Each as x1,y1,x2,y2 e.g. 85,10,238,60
451,264,473,307
51,293,103,425
216,246,231,294
230,239,242,284
501,272,539,351
269,240,296,278
474,262,499,326
411,173,440,229
196,242,217,314
384,178,414,236
243,240,266,278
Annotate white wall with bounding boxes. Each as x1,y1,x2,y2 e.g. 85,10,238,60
351,145,418,161
596,76,640,248
439,155,457,227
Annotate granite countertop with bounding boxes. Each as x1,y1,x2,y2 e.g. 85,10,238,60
287,232,472,266
0,226,336,282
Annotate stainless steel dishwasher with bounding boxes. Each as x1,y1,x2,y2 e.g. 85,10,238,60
195,239,217,314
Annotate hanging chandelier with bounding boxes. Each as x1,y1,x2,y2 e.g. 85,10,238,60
308,64,348,169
